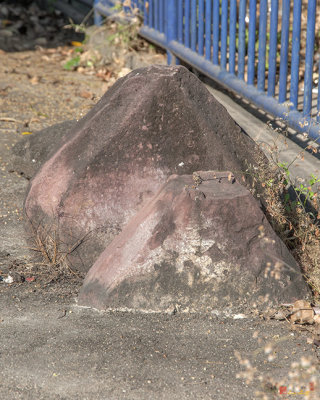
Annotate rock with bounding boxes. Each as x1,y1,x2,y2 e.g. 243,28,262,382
24,65,268,273
0,29,13,37
34,37,47,46
11,120,76,180
78,172,309,312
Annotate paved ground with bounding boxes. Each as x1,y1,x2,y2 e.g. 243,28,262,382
1,285,319,400
1,24,320,400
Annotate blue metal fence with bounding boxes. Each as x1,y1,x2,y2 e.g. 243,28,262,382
94,0,320,141
94,0,143,24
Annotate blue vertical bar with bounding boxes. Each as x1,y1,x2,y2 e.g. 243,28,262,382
267,0,279,97
198,0,204,56
156,0,159,30
191,0,197,52
159,0,164,32
93,0,102,25
94,7,102,25
178,0,183,42
167,0,177,41
229,0,237,74
131,0,138,9
247,0,257,85
238,0,246,79
303,0,316,116
123,0,130,14
144,0,148,25
278,0,290,104
154,0,159,31
220,0,228,69
212,0,220,65
289,0,301,109
185,0,190,47
165,0,168,56
149,0,153,28
167,0,178,64
257,0,267,91
205,0,212,60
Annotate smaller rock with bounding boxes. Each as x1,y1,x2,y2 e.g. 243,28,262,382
34,37,47,46
0,29,13,37
79,172,309,313
3,275,13,284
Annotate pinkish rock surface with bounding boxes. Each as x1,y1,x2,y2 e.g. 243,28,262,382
25,65,267,273
78,172,308,312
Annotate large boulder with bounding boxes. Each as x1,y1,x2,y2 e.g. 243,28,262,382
78,172,308,312
25,65,267,273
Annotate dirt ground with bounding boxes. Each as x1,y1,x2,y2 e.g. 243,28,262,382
1,5,320,400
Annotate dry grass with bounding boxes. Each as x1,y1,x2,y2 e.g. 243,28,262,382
26,218,85,284
236,344,320,399
246,132,320,303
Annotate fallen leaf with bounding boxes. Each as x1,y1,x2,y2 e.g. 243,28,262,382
307,337,314,344
290,300,314,325
79,91,93,99
71,41,82,47
41,55,50,62
118,67,132,78
26,276,35,282
0,117,19,122
21,131,32,135
314,315,320,324
96,69,112,81
61,48,73,56
46,48,59,54
29,76,40,85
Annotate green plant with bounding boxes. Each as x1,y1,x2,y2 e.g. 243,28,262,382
111,2,123,12
277,161,320,212
106,20,140,47
63,55,80,70
245,113,320,299
295,173,320,207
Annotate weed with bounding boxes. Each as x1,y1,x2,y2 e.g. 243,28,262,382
236,341,320,399
63,55,81,70
246,115,320,301
26,217,87,283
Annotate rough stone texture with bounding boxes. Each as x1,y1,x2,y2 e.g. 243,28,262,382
24,65,268,273
11,120,76,179
78,172,309,312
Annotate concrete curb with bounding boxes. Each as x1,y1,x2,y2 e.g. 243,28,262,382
205,83,320,187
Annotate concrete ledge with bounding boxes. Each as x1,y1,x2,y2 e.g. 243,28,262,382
205,83,320,186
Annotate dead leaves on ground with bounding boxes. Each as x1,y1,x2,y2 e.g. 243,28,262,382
78,91,93,100
289,300,315,325
266,300,320,353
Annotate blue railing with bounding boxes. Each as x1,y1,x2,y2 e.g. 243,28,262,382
94,0,320,141
94,0,143,24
